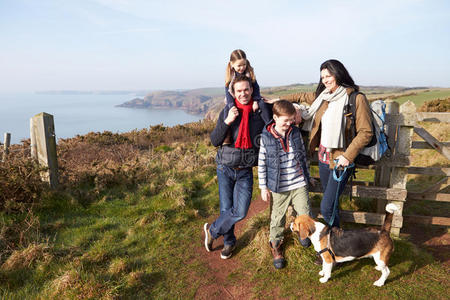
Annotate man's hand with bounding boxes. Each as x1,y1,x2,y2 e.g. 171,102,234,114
261,188,271,202
224,106,239,125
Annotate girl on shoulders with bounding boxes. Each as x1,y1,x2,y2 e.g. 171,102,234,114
225,49,271,122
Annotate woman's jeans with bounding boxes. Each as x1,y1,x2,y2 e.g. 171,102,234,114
318,161,353,227
209,164,253,246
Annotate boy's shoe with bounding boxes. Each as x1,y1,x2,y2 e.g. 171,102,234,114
270,240,286,269
220,244,236,259
203,223,214,252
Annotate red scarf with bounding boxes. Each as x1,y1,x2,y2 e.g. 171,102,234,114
234,99,254,149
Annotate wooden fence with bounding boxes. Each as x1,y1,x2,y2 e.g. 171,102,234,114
308,100,450,236
1,113,58,188
1,133,11,162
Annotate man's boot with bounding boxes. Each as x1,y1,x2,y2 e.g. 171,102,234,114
270,240,286,269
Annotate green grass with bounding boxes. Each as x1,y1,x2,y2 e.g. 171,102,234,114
236,212,448,299
393,89,450,106
264,85,316,97
1,119,448,299
0,164,220,299
2,170,447,298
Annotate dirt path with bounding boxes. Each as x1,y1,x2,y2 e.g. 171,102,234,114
195,196,268,300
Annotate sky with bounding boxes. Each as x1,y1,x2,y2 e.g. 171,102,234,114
1,0,449,92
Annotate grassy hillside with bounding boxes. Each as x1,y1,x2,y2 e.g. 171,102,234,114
392,89,450,106
0,101,449,298
116,83,450,122
0,122,219,298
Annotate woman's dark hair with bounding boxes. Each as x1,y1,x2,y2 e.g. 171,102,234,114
315,59,359,97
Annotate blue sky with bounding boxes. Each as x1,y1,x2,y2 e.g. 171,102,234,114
1,0,449,92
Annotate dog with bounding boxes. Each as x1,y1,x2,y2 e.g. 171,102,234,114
290,203,399,286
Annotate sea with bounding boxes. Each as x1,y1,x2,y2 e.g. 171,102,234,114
0,92,203,144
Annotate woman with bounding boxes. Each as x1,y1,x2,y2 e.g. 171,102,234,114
283,59,373,228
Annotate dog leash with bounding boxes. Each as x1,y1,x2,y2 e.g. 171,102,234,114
328,161,355,227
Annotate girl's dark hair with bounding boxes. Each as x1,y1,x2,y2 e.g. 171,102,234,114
315,59,359,97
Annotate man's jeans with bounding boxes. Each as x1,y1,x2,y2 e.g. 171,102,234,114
319,161,353,227
209,164,253,246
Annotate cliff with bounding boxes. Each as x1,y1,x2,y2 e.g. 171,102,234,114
117,88,224,115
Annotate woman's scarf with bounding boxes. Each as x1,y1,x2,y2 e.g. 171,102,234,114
301,86,348,149
234,98,254,149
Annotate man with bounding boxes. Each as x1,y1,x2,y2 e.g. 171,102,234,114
204,75,269,259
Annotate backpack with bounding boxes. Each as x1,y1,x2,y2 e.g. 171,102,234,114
344,92,390,166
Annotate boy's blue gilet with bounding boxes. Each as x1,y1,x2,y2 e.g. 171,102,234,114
261,125,310,193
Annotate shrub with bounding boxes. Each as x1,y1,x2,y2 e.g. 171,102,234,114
418,97,450,112
0,148,47,211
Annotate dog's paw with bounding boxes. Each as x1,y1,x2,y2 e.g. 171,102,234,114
375,265,382,271
319,277,329,283
373,280,384,287
319,270,324,276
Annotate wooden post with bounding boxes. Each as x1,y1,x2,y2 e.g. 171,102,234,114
2,133,11,162
388,101,416,236
375,100,398,213
30,112,58,188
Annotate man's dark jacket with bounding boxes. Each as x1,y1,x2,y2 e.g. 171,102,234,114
210,105,269,168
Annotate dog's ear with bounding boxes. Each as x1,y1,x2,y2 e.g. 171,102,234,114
306,218,316,236
291,217,300,232
299,222,309,240
298,216,316,239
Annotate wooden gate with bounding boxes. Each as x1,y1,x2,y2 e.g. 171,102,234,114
309,100,450,236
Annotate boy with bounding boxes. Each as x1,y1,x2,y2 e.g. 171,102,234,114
258,100,312,269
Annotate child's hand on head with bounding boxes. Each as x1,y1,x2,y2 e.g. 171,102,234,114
252,101,259,112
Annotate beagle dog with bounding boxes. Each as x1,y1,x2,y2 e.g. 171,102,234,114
290,203,399,286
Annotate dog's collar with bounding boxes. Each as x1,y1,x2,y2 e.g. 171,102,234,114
318,247,336,262
319,233,336,262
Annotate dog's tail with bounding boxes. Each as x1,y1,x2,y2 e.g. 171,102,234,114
381,203,399,233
